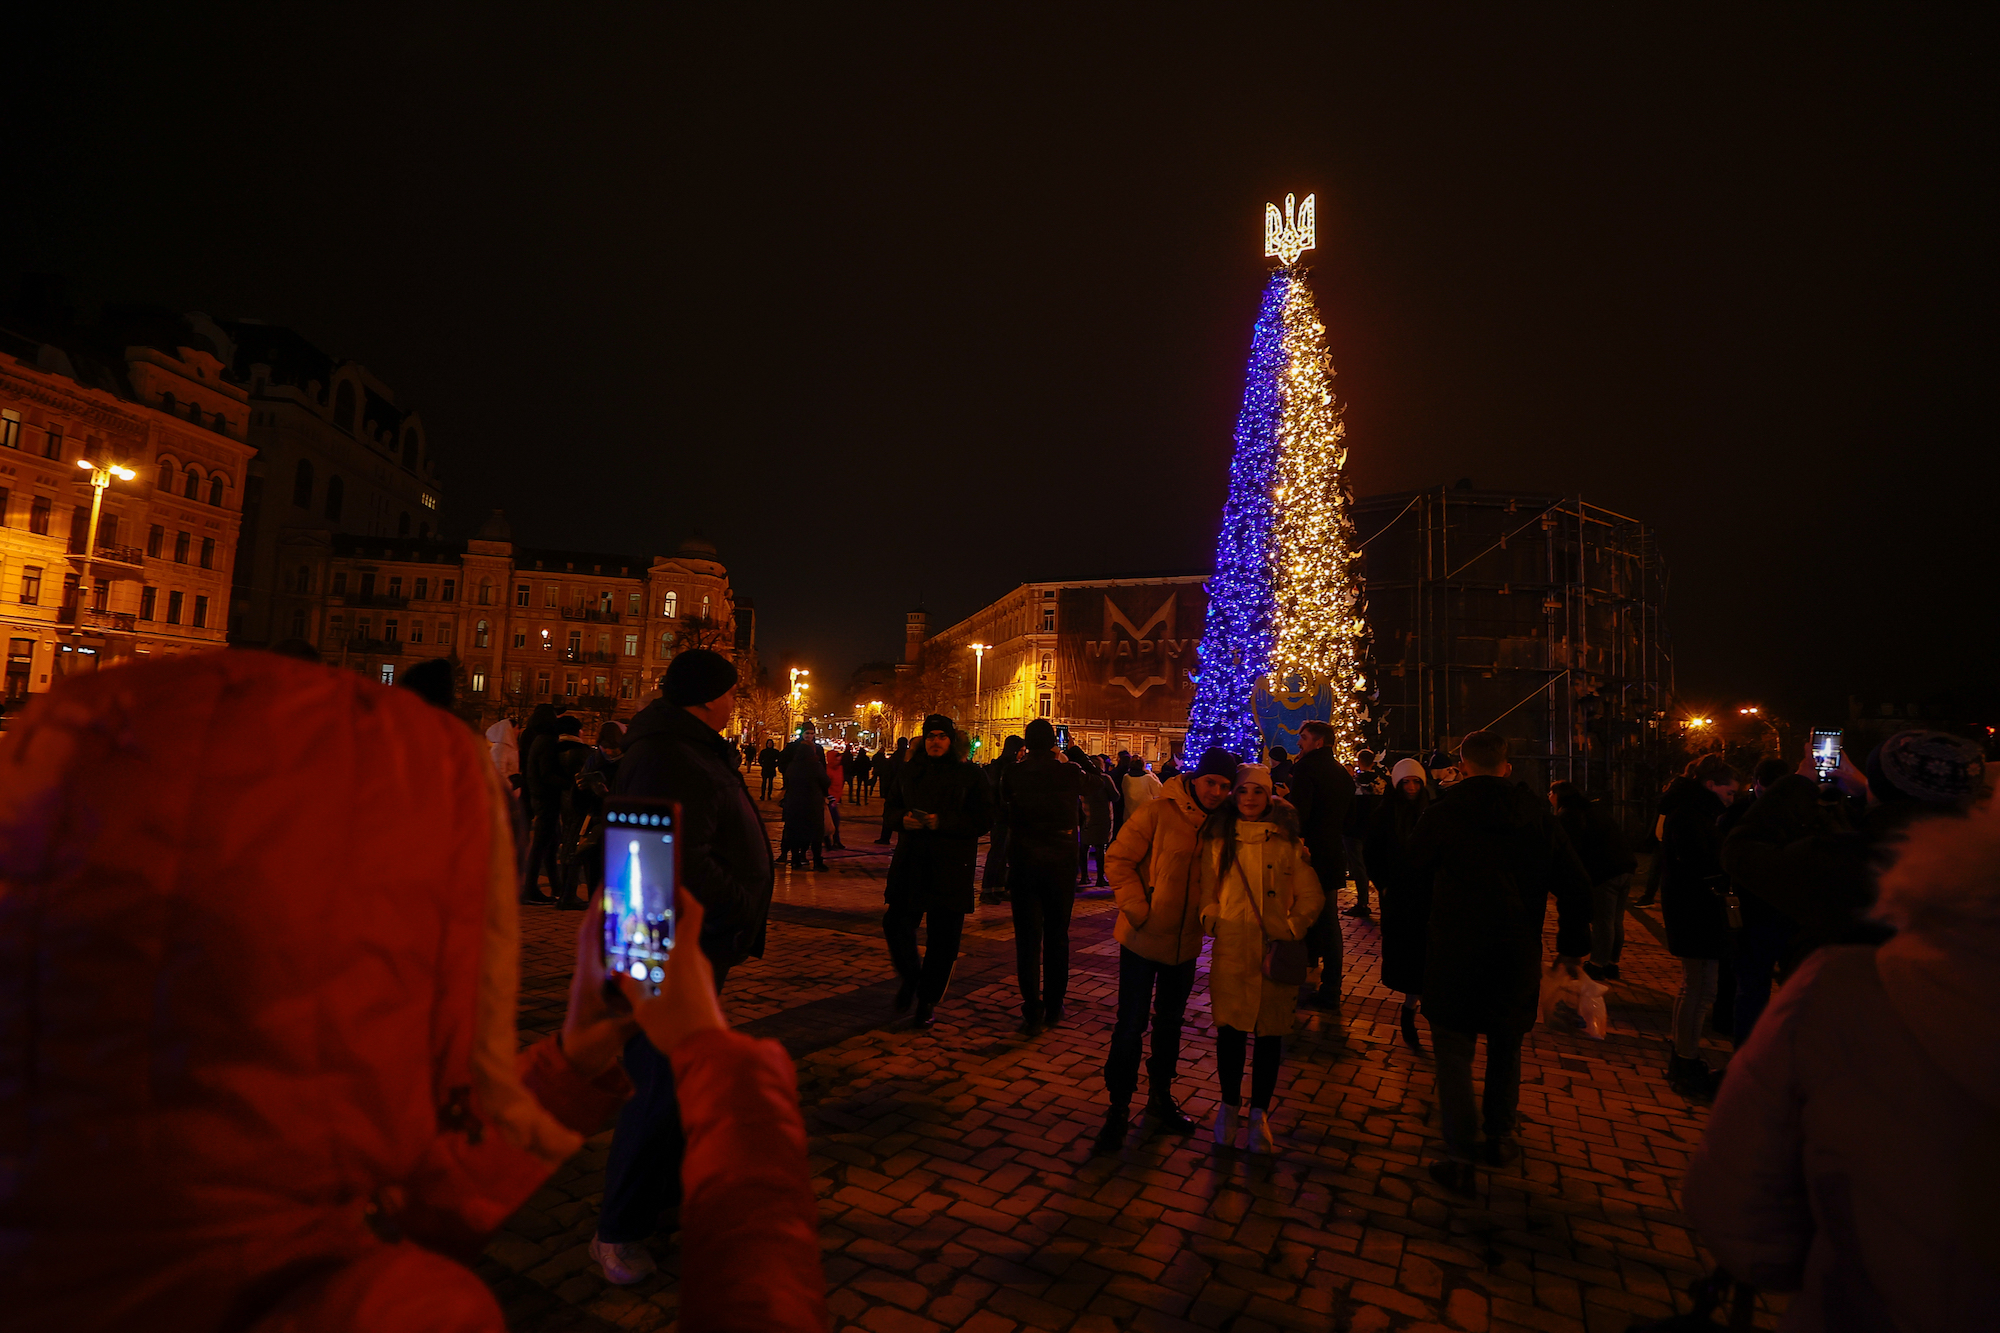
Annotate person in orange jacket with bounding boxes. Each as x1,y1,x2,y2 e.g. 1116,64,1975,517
0,650,828,1333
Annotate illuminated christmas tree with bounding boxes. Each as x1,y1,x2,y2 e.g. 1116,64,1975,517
1187,194,1370,762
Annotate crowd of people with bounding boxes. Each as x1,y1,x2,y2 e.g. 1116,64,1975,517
4,645,1993,1331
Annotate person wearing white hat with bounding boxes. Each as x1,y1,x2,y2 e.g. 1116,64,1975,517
1197,762,1326,1152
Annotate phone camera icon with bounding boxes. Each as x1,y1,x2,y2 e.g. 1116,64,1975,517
649,966,665,983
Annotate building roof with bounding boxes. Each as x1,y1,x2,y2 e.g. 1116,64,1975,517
217,319,335,395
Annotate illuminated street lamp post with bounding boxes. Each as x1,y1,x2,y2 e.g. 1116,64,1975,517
969,643,987,750
76,456,136,561
1738,706,1781,757
787,667,810,737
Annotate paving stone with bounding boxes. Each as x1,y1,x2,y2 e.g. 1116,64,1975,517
490,826,1779,1330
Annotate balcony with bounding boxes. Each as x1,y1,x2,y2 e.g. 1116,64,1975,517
78,609,139,633
561,607,622,624
69,542,148,582
346,636,404,655
562,648,618,664
348,593,411,609
576,694,617,711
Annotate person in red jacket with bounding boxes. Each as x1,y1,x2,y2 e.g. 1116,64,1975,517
0,650,827,1333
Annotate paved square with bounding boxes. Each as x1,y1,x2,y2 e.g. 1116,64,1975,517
482,793,1777,1331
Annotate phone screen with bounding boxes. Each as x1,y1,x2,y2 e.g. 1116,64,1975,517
1811,730,1842,781
602,801,677,995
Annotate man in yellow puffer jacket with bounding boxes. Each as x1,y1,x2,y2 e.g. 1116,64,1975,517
1094,747,1242,1152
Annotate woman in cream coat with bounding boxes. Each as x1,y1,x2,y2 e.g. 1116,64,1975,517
1199,764,1326,1151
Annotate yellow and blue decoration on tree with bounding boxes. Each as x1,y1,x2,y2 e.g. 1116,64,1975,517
1187,193,1370,764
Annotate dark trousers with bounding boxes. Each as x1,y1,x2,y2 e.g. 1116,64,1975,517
1733,918,1793,1046
1433,1026,1522,1162
522,807,561,896
1104,946,1197,1109
983,818,1010,889
1216,1025,1282,1110
1008,862,1076,1020
1342,834,1370,910
1303,902,1343,995
759,770,775,799
598,959,731,1243
883,899,964,1005
1078,841,1109,883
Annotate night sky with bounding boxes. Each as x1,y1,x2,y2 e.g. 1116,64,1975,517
9,8,1992,727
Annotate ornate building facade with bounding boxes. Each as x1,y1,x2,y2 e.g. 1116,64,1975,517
912,576,1208,763
0,314,252,705
218,319,444,645
280,511,746,729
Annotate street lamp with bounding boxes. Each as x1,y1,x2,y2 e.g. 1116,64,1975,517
969,643,987,746
787,667,810,736
1738,706,1780,756
76,457,137,561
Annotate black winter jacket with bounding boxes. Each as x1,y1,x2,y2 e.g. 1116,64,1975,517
1659,778,1732,960
1364,790,1432,994
1287,747,1354,882
613,700,775,967
1558,801,1637,885
1001,750,1087,871
1410,775,1592,1034
885,740,993,914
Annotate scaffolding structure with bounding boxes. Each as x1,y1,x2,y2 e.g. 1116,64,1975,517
1356,486,1675,833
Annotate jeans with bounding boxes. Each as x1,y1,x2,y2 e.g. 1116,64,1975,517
1590,872,1633,968
522,807,562,897
882,900,964,1006
1433,1026,1522,1162
1008,862,1076,1020
1216,1025,1282,1110
1078,841,1109,883
1104,946,1197,1108
598,959,731,1243
1732,918,1793,1046
1673,957,1721,1059
1342,834,1370,910
759,771,776,800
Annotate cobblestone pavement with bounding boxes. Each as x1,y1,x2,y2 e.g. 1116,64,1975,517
482,787,1780,1332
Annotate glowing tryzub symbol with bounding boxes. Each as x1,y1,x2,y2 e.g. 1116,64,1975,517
1264,192,1315,265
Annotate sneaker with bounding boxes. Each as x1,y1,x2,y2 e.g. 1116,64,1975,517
1146,1096,1198,1136
1481,1136,1521,1168
589,1236,657,1286
1247,1108,1276,1153
1092,1106,1129,1154
1212,1104,1239,1148
1427,1159,1477,1199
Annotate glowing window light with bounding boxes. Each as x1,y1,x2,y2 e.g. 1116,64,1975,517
1264,192,1315,265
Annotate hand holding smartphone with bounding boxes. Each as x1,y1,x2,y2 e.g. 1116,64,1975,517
602,797,679,997
1810,729,1843,785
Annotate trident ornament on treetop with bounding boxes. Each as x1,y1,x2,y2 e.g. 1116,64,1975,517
1263,192,1315,265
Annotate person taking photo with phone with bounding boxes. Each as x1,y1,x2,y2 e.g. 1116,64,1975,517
882,713,993,1027
588,649,775,1286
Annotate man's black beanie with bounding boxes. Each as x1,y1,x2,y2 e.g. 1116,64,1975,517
665,648,739,706
1191,747,1242,782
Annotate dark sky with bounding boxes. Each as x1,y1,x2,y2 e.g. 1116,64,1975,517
9,7,1993,725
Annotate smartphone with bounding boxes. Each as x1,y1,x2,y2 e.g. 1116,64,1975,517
601,797,679,996
1810,729,1842,784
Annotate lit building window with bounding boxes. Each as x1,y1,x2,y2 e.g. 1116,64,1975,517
420,492,437,510
380,664,395,686
471,671,487,695
475,620,490,648
663,591,677,618
1039,693,1053,718
624,633,639,657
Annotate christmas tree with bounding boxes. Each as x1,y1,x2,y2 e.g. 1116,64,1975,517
1187,194,1369,762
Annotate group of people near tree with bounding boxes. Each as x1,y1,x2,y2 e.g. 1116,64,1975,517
12,645,1993,1331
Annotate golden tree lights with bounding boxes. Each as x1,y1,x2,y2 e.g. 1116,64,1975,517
1266,270,1368,759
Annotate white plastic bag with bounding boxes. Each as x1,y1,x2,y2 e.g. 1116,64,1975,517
1540,966,1610,1039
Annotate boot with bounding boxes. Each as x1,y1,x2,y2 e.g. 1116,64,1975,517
1247,1108,1276,1153
1399,1004,1425,1053
813,855,829,871
1092,1105,1129,1155
1146,1095,1197,1136
913,997,936,1028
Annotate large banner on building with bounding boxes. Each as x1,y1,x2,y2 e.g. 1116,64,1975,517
1054,581,1206,729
